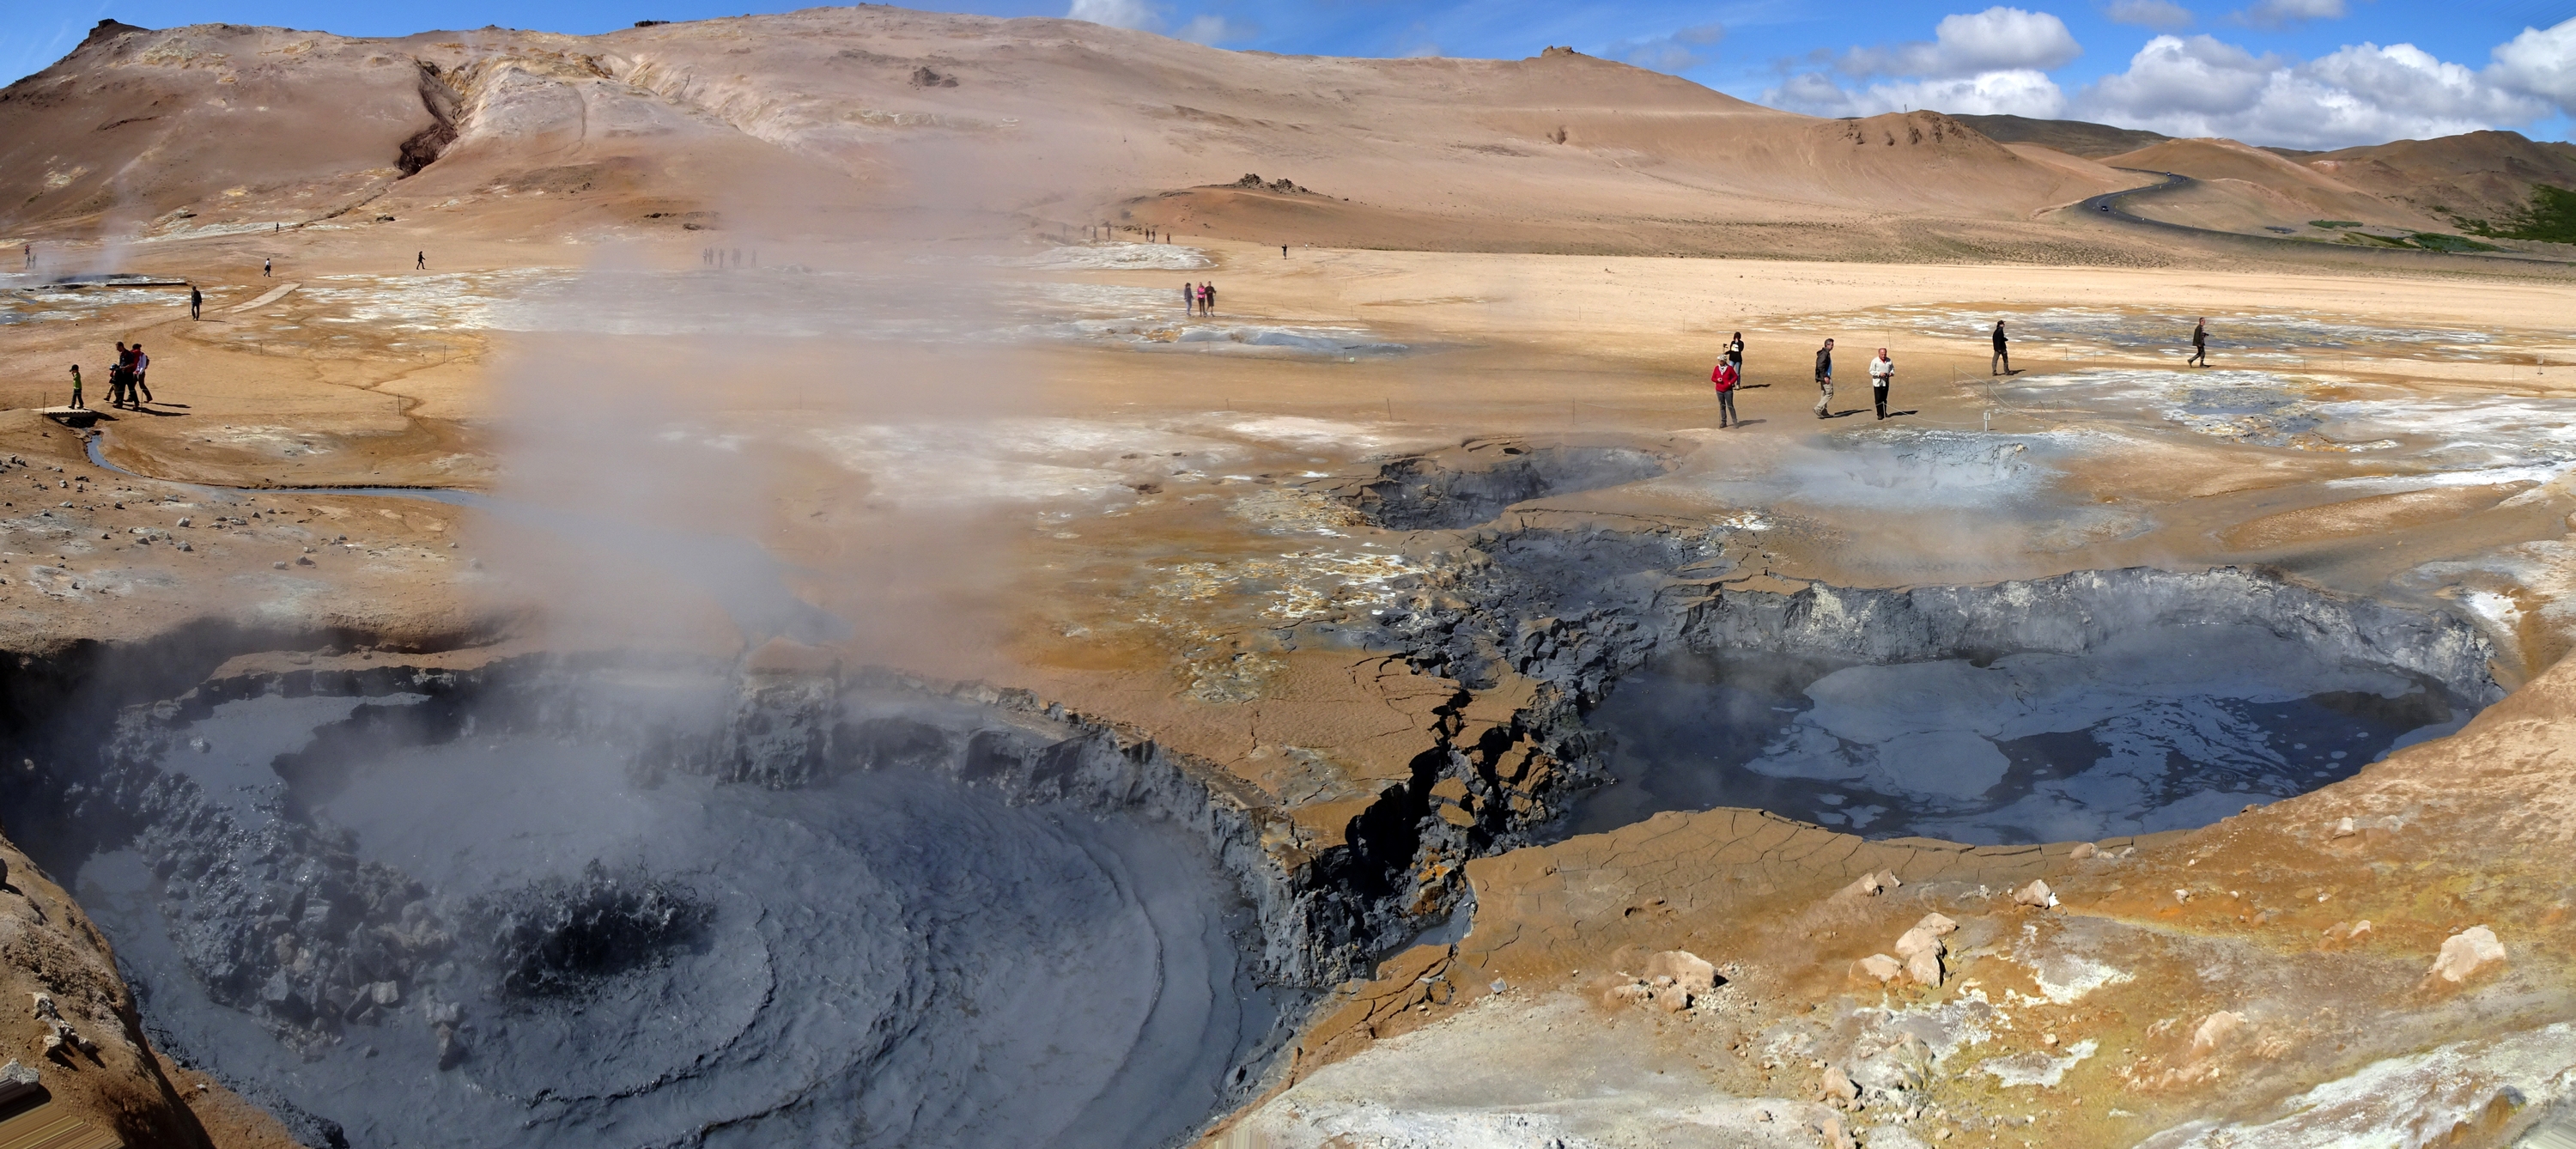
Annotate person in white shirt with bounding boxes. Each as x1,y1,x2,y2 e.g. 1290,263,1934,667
1868,348,1893,420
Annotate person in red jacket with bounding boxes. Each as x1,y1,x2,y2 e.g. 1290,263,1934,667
1712,359,1741,429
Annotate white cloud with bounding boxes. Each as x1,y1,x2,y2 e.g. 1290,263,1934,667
2488,18,2576,115
2105,0,2195,30
1871,69,2072,115
1176,13,1257,45
2076,33,2550,149
1067,0,1159,31
1842,7,2083,79
2229,0,2343,27
1775,8,2075,119
1611,22,1725,73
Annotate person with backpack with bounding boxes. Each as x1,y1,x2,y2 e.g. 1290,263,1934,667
1712,357,1741,429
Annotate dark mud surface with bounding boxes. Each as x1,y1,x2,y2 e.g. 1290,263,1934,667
1571,622,2471,843
65,678,1286,1149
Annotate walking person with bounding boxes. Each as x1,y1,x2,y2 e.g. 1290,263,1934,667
416,251,427,271
263,257,272,277
1712,357,1741,429
66,365,83,410
1814,337,1836,418
2188,317,2209,367
1182,282,1196,316
107,342,131,409
1990,320,2012,375
131,344,152,405
189,285,202,320
1869,347,1894,419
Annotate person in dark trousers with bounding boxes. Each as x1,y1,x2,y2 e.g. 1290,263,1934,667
1712,358,1741,429
1814,338,1836,418
131,344,152,405
66,365,83,410
1205,282,1218,315
189,285,202,319
263,258,272,277
106,343,129,408
1281,245,1289,257
1869,347,1893,419
2188,317,2209,367
1990,320,2013,375
416,251,427,270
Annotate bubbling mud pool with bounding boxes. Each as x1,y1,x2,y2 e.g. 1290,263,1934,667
44,667,1292,1149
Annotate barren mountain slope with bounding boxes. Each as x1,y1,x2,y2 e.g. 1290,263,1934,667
1,8,2146,253
2300,130,2576,229
2101,137,2445,230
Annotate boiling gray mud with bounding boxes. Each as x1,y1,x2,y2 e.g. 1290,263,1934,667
1572,618,2476,845
64,673,1288,1149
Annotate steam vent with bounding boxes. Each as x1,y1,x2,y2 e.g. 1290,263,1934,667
4,9,2576,1149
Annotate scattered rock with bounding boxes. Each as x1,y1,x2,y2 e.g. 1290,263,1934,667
908,65,958,88
1893,913,1957,986
1821,1063,1860,1103
1837,869,1904,899
2191,1010,2245,1052
2330,817,2359,839
1853,953,1905,983
2011,879,2058,909
1640,949,1717,994
2429,926,2506,983
1816,1114,1857,1149
2069,842,2098,860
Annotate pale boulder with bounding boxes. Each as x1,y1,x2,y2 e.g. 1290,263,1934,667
2429,926,2506,983
2010,879,2057,909
1893,913,1958,986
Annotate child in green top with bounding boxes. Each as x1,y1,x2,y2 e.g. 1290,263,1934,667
68,364,83,409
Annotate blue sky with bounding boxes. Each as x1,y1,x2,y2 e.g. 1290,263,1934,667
5,0,2570,148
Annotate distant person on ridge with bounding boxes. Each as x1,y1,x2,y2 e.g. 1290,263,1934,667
66,365,83,410
1712,357,1740,429
189,285,202,320
1814,337,1835,418
1990,320,2012,375
1869,347,1893,419
2189,317,2209,367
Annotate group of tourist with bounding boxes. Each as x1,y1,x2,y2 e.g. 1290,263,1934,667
65,341,152,411
1714,317,2215,427
1183,281,1218,316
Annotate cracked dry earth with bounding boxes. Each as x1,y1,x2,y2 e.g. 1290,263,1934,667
3,228,2576,1149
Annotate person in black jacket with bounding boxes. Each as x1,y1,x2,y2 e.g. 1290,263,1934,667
2189,317,2209,367
1991,319,2013,375
1814,338,1836,418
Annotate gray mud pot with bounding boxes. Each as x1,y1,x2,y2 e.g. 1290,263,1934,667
54,669,1289,1149
1575,623,2472,843
1366,517,2501,848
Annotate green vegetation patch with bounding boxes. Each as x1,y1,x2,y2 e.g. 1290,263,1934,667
2405,232,2500,253
2456,184,2576,245
2309,220,2364,228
